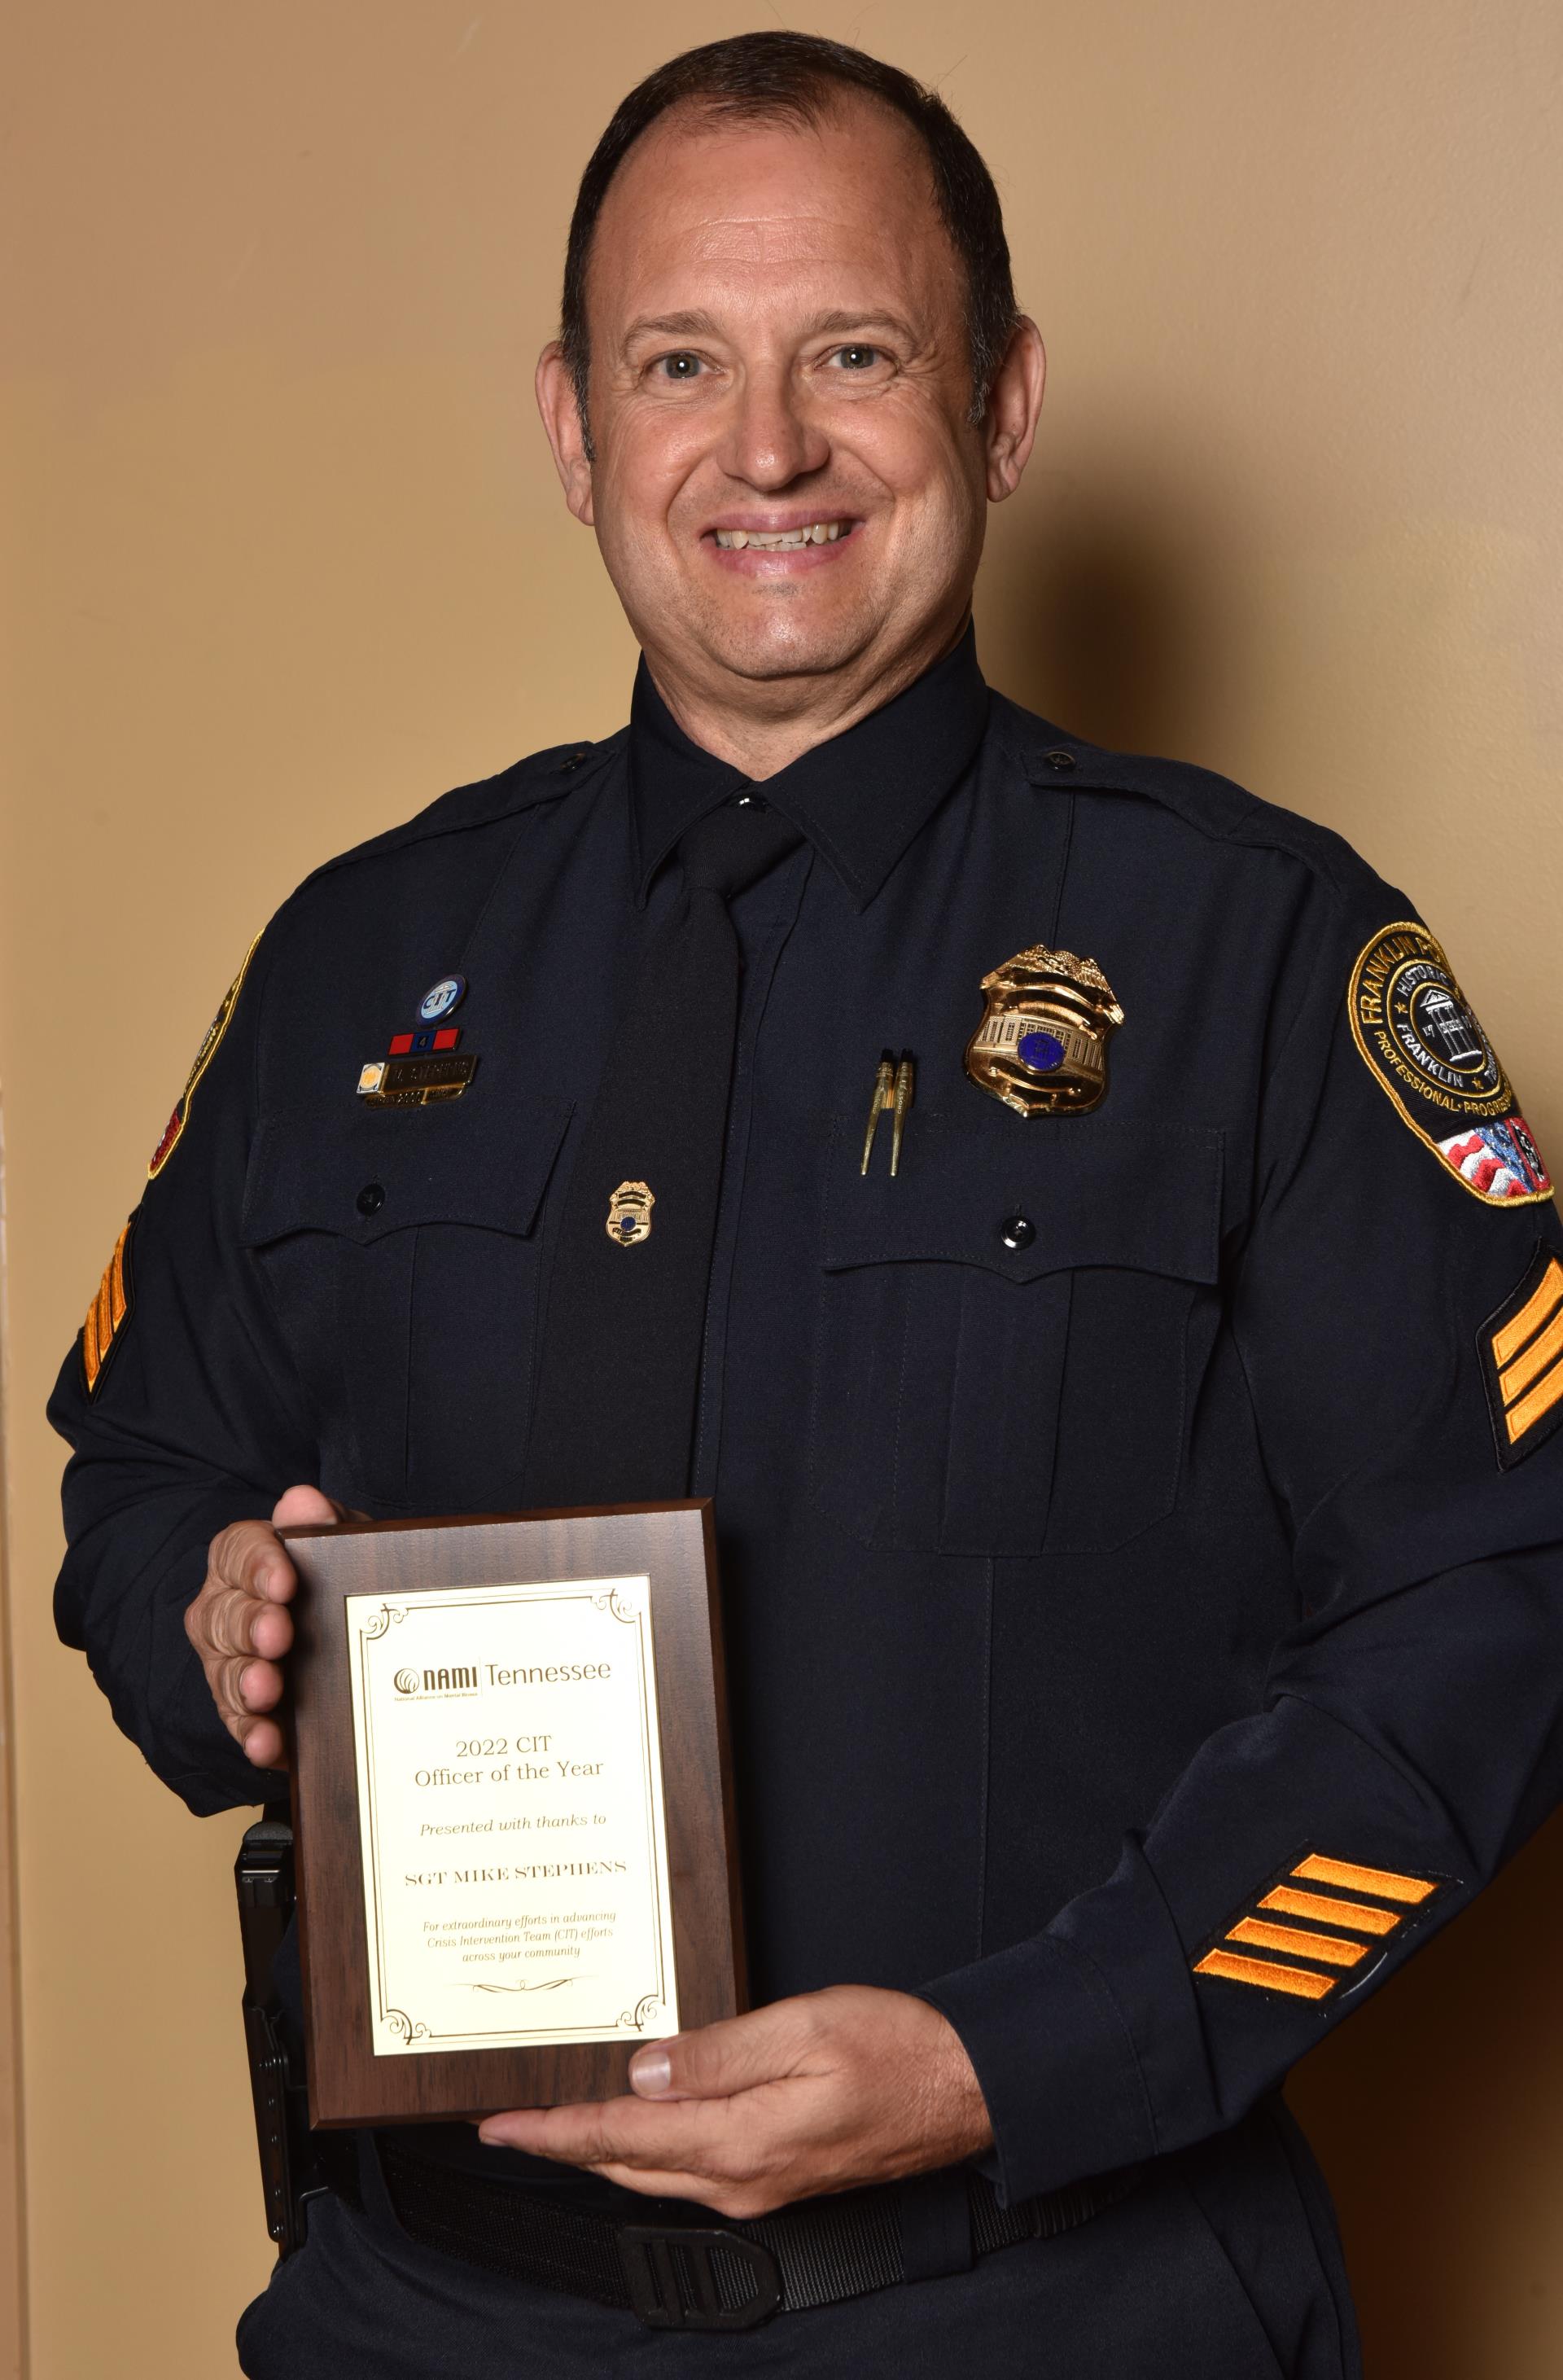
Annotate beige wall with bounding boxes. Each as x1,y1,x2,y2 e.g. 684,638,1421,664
3,3,1561,2373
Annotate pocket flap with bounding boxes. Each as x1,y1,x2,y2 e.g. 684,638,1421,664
240,1094,575,1248
822,1111,1223,1285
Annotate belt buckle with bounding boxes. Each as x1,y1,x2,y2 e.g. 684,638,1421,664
619,2223,782,2331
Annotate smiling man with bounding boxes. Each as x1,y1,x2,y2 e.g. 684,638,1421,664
50,29,1563,2380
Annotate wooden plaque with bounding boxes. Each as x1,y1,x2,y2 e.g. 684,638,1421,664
283,1503,744,2128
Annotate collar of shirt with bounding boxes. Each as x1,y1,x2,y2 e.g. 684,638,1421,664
627,621,991,913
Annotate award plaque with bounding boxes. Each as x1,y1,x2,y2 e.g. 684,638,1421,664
283,1502,744,2127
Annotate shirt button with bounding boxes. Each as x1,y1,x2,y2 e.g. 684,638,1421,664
1042,747,1077,771
356,1182,386,1217
998,1213,1035,1251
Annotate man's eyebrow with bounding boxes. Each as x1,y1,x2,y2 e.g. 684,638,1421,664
620,308,922,349
806,310,920,343
621,311,724,348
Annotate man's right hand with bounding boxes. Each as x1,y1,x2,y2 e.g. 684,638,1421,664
185,1484,359,1769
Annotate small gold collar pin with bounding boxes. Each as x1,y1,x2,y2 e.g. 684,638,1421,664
861,1051,915,1177
606,1180,655,1245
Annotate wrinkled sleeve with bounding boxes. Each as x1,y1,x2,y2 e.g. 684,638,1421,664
919,874,1563,2202
48,927,317,1815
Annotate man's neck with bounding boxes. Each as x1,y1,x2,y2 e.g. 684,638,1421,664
640,617,971,782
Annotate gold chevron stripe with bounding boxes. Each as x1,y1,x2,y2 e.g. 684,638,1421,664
1193,1948,1336,2000
1258,1885,1401,1935
1227,1916,1368,1968
1505,1354,1563,1445
1491,1256,1563,1369
1500,1304,1563,1408
81,1221,132,1395
1292,1854,1436,1905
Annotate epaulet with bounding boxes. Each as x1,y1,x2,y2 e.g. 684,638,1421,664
989,693,1373,906
296,730,626,889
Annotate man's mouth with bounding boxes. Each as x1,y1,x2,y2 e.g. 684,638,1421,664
711,519,854,550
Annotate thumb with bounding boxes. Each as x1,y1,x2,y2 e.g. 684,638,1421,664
628,2000,818,2102
272,1483,357,1529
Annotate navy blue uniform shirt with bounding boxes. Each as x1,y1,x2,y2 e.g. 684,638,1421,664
50,632,1563,2218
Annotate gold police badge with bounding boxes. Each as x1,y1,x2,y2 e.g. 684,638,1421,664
965,944,1125,1118
606,1180,655,1246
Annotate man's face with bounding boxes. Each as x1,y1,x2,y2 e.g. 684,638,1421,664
553,99,1002,705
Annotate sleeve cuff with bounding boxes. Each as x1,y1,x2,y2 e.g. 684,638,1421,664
916,1932,1157,2204
915,1832,1225,2202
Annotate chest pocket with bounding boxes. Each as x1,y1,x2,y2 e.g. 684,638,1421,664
240,1095,573,1510
809,1112,1224,1558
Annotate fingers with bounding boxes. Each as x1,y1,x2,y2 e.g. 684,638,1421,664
215,1518,300,1611
628,1998,824,2102
189,1483,363,1770
230,1712,287,1770
272,1484,361,1529
479,2094,730,2174
477,2096,797,2220
185,1514,306,1769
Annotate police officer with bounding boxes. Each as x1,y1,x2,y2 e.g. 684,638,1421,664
50,30,1563,2380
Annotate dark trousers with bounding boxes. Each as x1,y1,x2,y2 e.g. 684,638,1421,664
236,2106,1359,2379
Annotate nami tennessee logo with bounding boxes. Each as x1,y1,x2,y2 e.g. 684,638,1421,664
392,1665,479,1698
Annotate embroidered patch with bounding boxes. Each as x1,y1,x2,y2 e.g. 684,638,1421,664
1481,1246,1563,1467
148,933,262,1178
1347,922,1552,1205
1193,1849,1448,2004
81,1215,135,1394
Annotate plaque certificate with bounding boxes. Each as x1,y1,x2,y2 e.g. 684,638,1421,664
344,1575,680,2057
286,1504,743,2127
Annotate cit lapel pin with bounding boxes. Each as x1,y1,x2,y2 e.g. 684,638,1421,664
861,1051,915,1176
965,944,1124,1117
357,973,479,1107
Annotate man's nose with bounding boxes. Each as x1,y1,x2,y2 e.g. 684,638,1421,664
718,363,829,490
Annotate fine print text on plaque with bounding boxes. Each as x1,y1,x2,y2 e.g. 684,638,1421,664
344,1576,680,2058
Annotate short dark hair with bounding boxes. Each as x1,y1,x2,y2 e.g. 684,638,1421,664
561,31,1019,443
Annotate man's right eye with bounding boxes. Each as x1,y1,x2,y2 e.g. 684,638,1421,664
655,353,703,380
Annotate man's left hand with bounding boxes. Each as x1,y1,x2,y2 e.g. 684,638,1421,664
477,1986,993,2218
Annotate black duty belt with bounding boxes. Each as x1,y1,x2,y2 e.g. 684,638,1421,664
368,2139,1142,2333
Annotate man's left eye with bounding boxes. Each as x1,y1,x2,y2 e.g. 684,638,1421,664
830,345,882,370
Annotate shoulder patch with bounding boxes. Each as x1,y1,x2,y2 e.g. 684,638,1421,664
1347,920,1552,1204
147,932,261,1179
81,1213,135,1394
1481,1245,1563,1466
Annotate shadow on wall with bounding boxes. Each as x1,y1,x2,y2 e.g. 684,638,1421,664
979,490,1563,2380
974,465,1243,761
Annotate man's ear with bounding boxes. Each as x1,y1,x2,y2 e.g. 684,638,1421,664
983,318,1046,504
536,341,595,525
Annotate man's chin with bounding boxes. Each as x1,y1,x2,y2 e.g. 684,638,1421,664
689,609,882,690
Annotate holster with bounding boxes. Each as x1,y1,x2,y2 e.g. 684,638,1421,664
234,1814,335,2257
